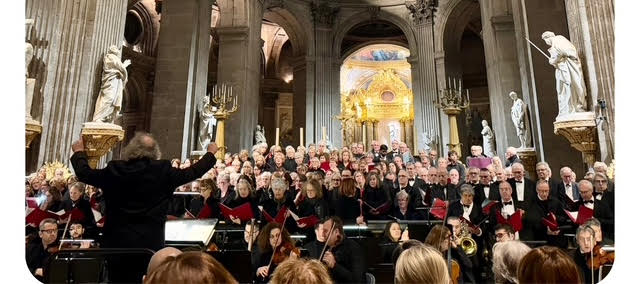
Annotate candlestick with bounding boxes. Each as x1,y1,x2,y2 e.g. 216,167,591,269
362,123,366,145
275,127,280,146
322,126,327,141
300,128,304,147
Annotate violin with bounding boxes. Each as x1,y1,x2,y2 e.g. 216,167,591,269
450,259,461,284
271,242,300,265
586,243,614,269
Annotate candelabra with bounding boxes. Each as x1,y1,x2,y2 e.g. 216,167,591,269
211,83,238,160
435,77,469,156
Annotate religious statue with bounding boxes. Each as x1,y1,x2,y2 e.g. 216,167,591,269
25,19,36,121
255,125,267,145
92,45,131,124
197,94,216,151
542,31,588,118
480,120,495,157
509,91,531,149
420,130,438,153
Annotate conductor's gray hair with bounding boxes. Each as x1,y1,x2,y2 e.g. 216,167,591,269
122,132,161,161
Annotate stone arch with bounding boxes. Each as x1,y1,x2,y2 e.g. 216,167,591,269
434,0,480,76
127,0,160,56
333,10,417,60
263,7,310,57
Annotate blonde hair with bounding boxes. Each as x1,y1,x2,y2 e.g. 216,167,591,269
270,258,332,284
395,244,449,284
492,241,531,284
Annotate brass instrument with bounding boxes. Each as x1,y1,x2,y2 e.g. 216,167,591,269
458,220,477,256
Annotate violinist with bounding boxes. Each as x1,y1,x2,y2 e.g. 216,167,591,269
26,218,58,281
317,216,366,283
380,221,410,263
252,222,300,283
62,222,95,249
427,223,474,283
573,224,613,283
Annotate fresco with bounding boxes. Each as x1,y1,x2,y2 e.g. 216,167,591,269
350,46,409,61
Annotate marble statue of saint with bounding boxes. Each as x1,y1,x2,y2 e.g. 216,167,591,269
542,31,588,118
25,19,36,120
481,120,495,157
255,125,267,145
197,94,217,151
509,91,531,149
92,45,131,124
420,130,438,153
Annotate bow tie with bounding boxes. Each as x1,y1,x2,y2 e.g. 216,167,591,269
503,201,513,205
463,204,470,208
583,200,594,204
594,192,602,197
515,180,523,184
409,178,415,181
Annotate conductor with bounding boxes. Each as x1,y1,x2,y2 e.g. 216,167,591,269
70,132,218,251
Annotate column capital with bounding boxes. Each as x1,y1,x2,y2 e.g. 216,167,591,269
310,1,339,28
406,0,437,26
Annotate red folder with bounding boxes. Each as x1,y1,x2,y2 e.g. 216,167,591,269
542,212,559,231
198,204,213,219
481,199,499,215
60,208,86,223
219,202,255,221
262,206,288,224
430,198,448,220
26,198,38,209
564,205,594,225
287,210,319,227
495,210,523,232
26,208,63,227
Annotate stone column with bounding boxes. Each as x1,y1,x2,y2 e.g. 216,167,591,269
564,0,615,162
149,0,211,159
372,120,379,142
404,120,415,152
479,0,523,156
309,2,339,145
216,0,264,152
407,3,442,153
25,0,127,172
291,56,311,145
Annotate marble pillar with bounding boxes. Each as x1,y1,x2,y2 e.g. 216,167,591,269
564,0,615,163
25,0,127,172
216,0,264,152
407,11,441,154
479,0,523,157
150,0,211,160
365,120,374,152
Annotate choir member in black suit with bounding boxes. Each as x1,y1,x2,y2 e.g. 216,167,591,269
465,167,480,186
396,169,421,209
432,167,460,202
535,162,561,200
507,163,537,206
593,173,614,214
487,181,526,236
363,172,391,221
519,180,569,247
577,180,614,241
412,168,434,219
474,168,500,205
556,167,581,210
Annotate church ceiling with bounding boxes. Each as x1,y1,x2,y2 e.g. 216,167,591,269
341,44,411,93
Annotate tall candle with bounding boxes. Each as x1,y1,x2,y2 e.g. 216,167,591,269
275,127,280,146
300,128,304,147
322,126,327,141
362,124,366,144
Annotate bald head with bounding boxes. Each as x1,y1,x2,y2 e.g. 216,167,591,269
146,247,182,274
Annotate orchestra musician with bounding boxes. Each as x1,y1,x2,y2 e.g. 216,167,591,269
252,222,300,283
26,218,59,281
425,224,474,283
573,225,599,283
380,221,410,263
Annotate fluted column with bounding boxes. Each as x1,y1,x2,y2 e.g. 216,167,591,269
365,120,374,152
407,2,441,154
216,0,264,152
308,2,339,146
25,0,127,172
564,0,615,162
404,119,414,152
480,0,523,157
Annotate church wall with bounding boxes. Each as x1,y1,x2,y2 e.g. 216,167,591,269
522,0,585,175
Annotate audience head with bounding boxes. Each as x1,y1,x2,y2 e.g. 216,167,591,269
517,246,581,283
123,132,162,161
492,240,531,284
270,258,332,284
394,243,449,284
494,224,516,243
505,147,517,159
145,247,182,277
144,251,237,284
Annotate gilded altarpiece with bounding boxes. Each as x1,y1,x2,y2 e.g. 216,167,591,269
337,69,414,150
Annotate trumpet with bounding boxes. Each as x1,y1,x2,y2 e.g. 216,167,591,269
458,221,477,256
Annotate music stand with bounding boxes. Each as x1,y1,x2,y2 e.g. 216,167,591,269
165,218,218,249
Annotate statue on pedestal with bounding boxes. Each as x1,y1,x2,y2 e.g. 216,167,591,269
92,45,131,124
25,19,36,121
197,94,216,151
542,31,588,118
481,120,495,157
255,125,267,145
509,91,531,149
420,130,438,153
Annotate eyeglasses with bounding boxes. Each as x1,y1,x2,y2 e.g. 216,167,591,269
398,175,408,178
594,180,607,183
40,229,57,234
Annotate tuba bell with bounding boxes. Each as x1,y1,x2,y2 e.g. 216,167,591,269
459,220,477,256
